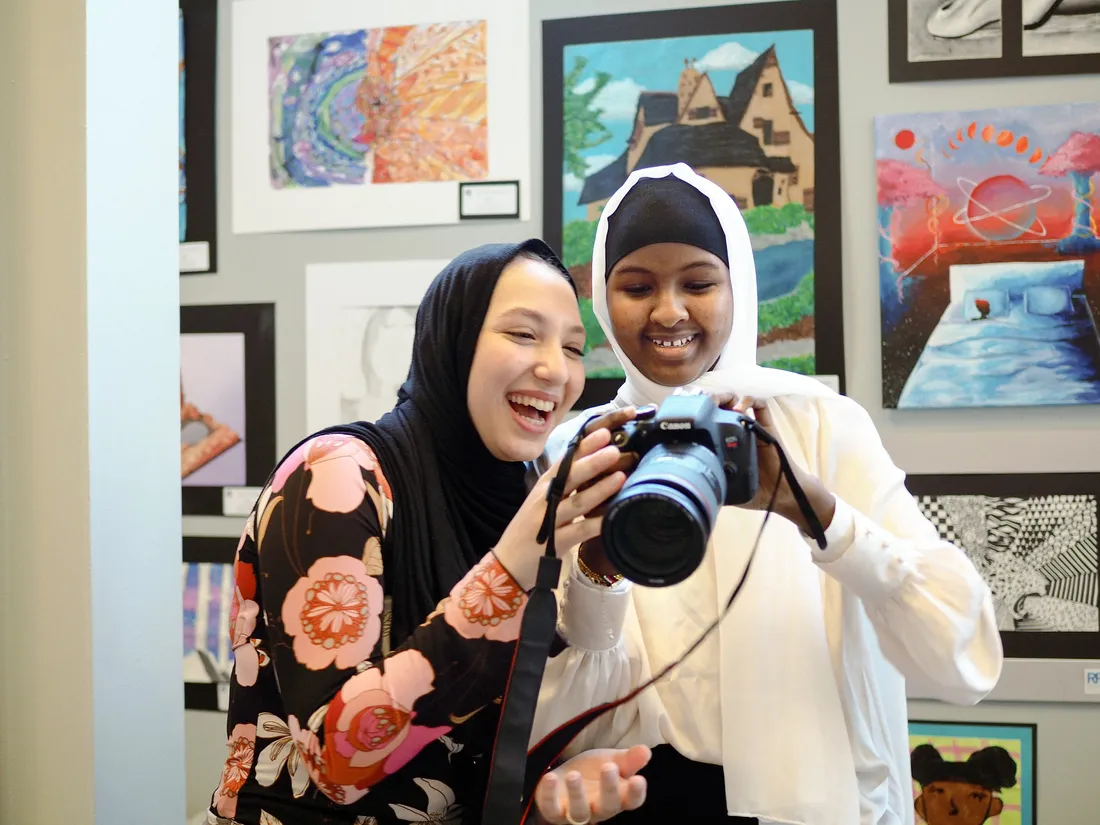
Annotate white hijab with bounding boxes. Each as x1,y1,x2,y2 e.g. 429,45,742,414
586,163,861,823
591,162,837,407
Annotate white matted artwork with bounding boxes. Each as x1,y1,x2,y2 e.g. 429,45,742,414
232,0,531,234
305,259,449,431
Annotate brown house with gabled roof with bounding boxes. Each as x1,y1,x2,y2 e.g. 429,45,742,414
578,46,815,220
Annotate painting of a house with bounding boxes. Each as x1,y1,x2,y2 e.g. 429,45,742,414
579,47,814,220
553,26,822,383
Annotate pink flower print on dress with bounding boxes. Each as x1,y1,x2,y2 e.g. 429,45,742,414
213,723,256,818
444,554,526,642
288,714,354,805
304,435,381,514
231,558,262,686
322,649,438,791
282,555,384,671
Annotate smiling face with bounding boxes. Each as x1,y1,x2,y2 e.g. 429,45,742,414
914,781,1003,825
606,242,734,387
466,255,586,461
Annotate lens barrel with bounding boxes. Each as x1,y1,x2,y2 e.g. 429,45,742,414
601,443,725,587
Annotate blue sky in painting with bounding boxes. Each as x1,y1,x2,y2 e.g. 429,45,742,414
562,30,814,222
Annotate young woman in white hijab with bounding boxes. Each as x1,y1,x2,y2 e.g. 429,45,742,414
529,164,1003,825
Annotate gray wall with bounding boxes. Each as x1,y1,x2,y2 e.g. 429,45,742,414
182,0,1100,820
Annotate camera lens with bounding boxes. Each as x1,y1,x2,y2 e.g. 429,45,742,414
601,443,725,587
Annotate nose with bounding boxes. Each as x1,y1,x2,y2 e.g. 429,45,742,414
532,341,568,386
948,799,959,815
650,289,689,328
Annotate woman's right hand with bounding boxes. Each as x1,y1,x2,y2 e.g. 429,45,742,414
493,409,638,591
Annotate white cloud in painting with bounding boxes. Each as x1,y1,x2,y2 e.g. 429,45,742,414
786,80,814,105
563,154,620,192
696,41,759,72
574,76,646,121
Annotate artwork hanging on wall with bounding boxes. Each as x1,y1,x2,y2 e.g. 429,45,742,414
183,536,239,711
179,0,218,274
889,0,1100,82
907,473,1100,662
304,259,446,432
542,1,844,409
908,719,1037,825
230,0,531,234
875,102,1100,409
181,304,277,516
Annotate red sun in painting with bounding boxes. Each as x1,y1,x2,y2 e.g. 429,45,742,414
895,129,916,150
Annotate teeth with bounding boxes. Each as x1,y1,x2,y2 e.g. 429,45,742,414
649,335,696,348
507,393,556,412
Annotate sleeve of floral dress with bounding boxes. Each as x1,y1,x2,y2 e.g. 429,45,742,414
251,433,528,805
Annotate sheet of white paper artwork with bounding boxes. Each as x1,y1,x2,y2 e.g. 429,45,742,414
305,259,450,432
232,0,531,233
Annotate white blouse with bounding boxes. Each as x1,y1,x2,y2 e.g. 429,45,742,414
530,393,1003,825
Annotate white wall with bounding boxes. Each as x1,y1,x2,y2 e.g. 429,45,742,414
180,0,1100,821
0,1,185,823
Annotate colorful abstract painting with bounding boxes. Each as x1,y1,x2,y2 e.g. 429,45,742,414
182,561,234,686
909,720,1036,825
876,103,1100,408
268,21,487,189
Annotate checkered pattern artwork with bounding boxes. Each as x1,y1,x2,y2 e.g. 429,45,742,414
914,493,1099,633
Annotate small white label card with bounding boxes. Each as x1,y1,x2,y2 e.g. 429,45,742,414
180,241,211,273
223,486,264,517
216,681,231,712
1085,668,1100,695
459,181,520,220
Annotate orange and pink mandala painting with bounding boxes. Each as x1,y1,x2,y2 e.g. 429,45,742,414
268,21,488,188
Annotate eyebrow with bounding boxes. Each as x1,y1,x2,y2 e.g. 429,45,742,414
611,259,720,277
499,306,585,337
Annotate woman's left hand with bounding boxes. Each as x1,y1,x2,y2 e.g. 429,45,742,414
533,745,650,824
703,392,836,535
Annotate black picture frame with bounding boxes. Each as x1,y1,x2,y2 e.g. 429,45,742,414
889,0,1100,83
906,472,1100,661
182,536,238,711
543,1,845,409
180,0,218,274
181,303,276,516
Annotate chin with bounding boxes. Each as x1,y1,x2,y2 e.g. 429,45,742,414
492,440,543,463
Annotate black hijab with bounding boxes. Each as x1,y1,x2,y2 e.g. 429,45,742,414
322,240,573,643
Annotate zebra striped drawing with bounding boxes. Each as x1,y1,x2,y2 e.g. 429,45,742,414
906,473,1100,660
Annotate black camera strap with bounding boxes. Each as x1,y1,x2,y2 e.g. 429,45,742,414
482,415,827,825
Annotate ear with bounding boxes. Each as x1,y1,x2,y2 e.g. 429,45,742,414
988,797,1003,819
915,796,927,822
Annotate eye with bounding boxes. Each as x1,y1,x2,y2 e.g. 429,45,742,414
507,330,536,342
969,792,987,801
618,283,652,297
564,345,584,358
685,280,718,293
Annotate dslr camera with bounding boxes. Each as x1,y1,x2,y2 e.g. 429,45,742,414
602,392,758,587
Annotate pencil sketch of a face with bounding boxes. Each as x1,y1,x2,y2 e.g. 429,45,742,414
339,306,418,424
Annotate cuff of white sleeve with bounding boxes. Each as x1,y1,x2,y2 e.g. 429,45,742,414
556,555,632,652
812,498,916,603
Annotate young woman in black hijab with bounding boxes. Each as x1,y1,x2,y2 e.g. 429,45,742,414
204,240,650,825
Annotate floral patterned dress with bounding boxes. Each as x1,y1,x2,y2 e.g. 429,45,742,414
205,433,530,825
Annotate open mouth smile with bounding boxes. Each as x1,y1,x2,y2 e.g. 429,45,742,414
506,392,557,432
646,333,698,349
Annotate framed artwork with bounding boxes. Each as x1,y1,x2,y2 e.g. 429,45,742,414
875,102,1100,409
304,259,446,432
180,0,218,274
183,536,239,711
181,304,276,516
908,720,1037,825
230,0,531,234
542,1,844,409
889,0,1100,83
906,472,1100,703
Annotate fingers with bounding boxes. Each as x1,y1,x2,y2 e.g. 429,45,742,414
622,775,648,812
582,405,640,437
615,744,652,777
534,773,563,824
562,444,624,498
598,763,621,818
565,771,589,824
557,471,626,526
555,513,605,554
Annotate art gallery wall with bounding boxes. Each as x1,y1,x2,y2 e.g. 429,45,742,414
181,0,1100,820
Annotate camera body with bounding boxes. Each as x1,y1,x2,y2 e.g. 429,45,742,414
601,393,759,587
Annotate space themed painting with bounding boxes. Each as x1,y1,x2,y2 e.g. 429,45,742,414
875,102,1100,409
